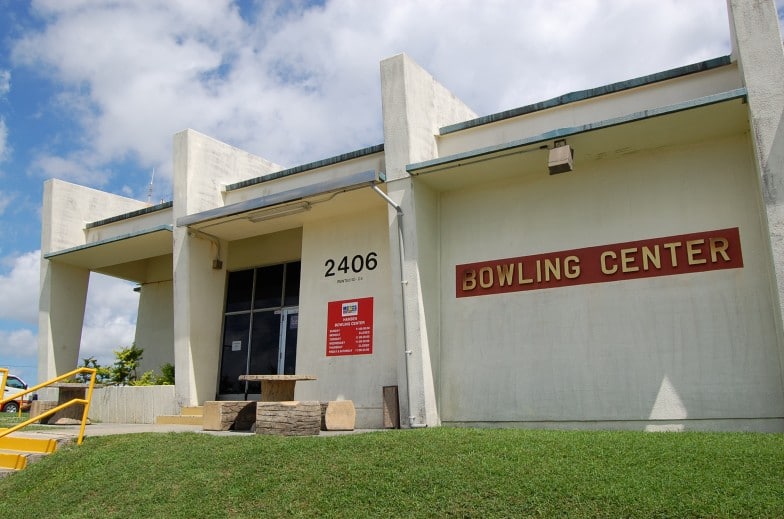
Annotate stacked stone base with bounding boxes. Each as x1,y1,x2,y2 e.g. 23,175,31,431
203,401,257,431
29,400,57,424
201,399,356,436
256,401,321,436
320,400,356,431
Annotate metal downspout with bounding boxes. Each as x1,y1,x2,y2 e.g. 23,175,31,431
372,185,427,428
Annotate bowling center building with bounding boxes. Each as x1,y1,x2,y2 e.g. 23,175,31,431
37,1,784,431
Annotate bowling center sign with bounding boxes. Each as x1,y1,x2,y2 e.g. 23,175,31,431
456,227,743,298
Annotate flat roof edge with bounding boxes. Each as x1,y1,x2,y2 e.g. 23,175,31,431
44,224,173,259
178,169,381,228
440,56,733,135
408,87,747,174
86,201,173,229
225,143,385,192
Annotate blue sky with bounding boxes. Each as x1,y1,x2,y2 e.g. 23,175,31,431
0,0,782,385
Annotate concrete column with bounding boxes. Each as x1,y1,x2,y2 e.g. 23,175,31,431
37,261,89,380
171,129,281,406
134,279,174,375
380,54,477,427
38,179,148,382
172,227,226,406
727,0,784,377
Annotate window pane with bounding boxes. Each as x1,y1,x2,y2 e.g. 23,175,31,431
218,314,250,394
249,311,281,382
254,264,284,309
284,262,301,307
6,378,24,389
283,313,298,374
225,269,254,313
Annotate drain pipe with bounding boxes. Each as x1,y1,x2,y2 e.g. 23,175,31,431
372,184,427,428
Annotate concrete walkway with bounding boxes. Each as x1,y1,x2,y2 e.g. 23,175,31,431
20,422,378,439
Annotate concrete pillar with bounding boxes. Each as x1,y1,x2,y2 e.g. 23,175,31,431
727,0,784,377
380,54,477,427
134,279,174,375
38,179,149,382
171,129,282,406
38,261,89,380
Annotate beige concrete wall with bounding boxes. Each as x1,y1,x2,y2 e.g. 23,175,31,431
437,134,783,429
135,279,174,375
88,385,177,424
728,0,784,402
226,229,302,271
222,153,384,206
85,207,173,244
172,130,279,406
438,65,742,159
380,53,477,427
41,179,151,254
295,202,396,428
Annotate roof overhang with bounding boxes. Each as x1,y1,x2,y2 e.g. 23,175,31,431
408,88,749,191
177,169,383,240
43,225,173,281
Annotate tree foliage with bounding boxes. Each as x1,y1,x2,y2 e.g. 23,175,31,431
78,345,174,386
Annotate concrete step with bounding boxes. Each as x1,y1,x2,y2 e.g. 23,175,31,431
154,414,203,425
0,429,72,475
0,435,59,454
0,451,28,470
155,406,204,426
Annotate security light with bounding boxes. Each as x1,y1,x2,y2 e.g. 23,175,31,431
548,139,574,174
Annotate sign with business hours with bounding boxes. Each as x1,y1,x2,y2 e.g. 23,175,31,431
326,297,374,356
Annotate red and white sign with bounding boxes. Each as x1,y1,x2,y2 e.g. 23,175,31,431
326,297,374,356
456,227,743,298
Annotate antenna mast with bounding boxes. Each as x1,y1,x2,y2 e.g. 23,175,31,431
146,168,155,204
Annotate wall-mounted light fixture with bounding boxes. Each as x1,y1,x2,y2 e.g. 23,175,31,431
247,201,312,223
548,139,574,175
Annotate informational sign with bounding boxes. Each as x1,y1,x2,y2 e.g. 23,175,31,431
456,227,743,298
231,340,242,352
326,297,374,356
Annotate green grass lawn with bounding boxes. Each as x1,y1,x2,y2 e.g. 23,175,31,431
1,427,782,518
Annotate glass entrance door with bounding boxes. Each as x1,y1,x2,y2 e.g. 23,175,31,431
217,261,300,398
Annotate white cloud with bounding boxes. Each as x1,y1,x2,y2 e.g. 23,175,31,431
0,117,8,163
0,250,40,324
80,273,139,366
0,251,138,369
29,153,113,186
0,328,36,359
0,70,9,96
0,190,13,216
11,0,734,197
0,70,8,164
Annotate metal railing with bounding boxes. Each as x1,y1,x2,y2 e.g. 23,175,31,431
0,367,98,445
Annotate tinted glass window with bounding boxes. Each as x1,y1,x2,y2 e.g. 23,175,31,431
6,377,24,389
284,262,301,307
225,270,254,313
254,264,284,309
218,314,251,394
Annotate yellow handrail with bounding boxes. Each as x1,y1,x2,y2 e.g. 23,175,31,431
0,367,98,445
